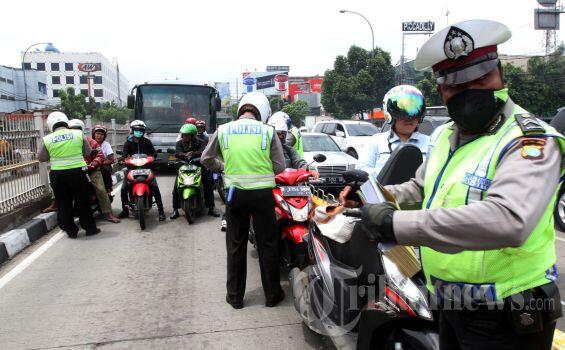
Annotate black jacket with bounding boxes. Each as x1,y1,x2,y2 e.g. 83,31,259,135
122,136,156,158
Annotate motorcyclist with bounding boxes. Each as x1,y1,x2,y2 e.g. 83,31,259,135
170,123,220,219
68,119,120,223
356,85,430,178
118,120,166,221
92,124,116,195
195,120,209,144
267,112,309,170
185,117,197,125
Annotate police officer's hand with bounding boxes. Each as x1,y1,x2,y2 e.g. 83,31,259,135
360,202,397,243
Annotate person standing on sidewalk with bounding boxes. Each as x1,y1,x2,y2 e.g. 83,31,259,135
38,112,99,238
202,91,286,309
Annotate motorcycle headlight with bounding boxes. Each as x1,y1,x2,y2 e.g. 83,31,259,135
382,255,432,321
181,173,195,186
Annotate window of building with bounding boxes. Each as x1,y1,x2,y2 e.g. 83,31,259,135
6,79,13,85
51,63,59,71
0,77,5,83
52,76,60,84
66,76,74,84
80,89,89,96
93,76,102,84
38,82,47,95
94,89,103,97
8,96,15,101
79,75,87,84
65,63,73,71
0,95,7,100
36,63,45,71
23,62,31,70
52,90,60,98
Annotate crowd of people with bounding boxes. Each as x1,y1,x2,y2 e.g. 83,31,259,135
37,18,565,349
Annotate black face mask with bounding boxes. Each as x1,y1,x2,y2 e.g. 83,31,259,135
446,89,498,134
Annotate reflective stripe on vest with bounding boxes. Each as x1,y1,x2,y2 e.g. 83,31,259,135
218,119,275,190
421,106,565,301
43,128,86,170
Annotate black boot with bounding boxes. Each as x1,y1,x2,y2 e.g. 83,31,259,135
170,209,180,220
118,208,129,218
208,207,221,217
158,209,166,221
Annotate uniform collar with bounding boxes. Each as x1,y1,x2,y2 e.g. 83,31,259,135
388,129,422,143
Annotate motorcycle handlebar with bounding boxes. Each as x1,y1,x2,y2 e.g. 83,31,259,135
343,208,362,218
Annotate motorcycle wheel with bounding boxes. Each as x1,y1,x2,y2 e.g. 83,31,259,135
554,188,565,231
184,200,194,224
216,177,227,204
137,196,146,230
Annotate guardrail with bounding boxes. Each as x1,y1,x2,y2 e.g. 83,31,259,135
0,113,130,215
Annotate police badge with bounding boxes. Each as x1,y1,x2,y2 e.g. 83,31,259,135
444,26,475,60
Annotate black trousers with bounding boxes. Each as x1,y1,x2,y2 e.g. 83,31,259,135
440,304,557,350
172,167,215,209
50,168,97,235
120,170,164,212
225,188,282,303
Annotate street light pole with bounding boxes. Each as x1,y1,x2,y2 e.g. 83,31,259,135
339,9,375,58
21,42,51,111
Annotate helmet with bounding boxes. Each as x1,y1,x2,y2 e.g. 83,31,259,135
185,117,197,125
271,111,291,129
130,120,146,130
195,120,206,128
92,124,107,140
68,119,85,130
237,91,271,122
46,111,68,132
267,114,289,133
383,85,426,124
180,123,197,135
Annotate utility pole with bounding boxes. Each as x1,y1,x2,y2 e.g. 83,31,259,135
21,42,51,111
339,10,375,58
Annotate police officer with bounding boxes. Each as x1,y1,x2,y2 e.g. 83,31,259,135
202,91,286,309
356,85,430,178
360,20,564,349
279,113,303,157
38,112,99,238
268,112,308,170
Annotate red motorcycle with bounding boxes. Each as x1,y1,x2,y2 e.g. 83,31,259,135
124,153,155,230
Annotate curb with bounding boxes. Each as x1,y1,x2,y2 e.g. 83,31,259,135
0,169,125,266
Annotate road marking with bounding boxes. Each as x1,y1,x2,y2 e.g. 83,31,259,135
0,183,123,290
556,236,565,244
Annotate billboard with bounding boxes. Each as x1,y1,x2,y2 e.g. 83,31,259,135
402,21,435,32
267,65,290,72
78,63,101,72
288,77,323,102
241,71,289,95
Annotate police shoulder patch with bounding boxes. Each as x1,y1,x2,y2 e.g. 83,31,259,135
521,138,546,160
515,114,545,135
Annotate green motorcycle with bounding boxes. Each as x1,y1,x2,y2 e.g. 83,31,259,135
173,157,205,224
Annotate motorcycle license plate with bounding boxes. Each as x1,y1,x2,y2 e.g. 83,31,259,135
131,169,150,176
281,186,311,197
325,176,342,184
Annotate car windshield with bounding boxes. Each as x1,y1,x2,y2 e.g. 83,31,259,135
303,135,341,152
345,123,379,136
137,85,213,133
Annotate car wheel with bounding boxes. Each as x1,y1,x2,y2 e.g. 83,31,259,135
554,188,565,231
347,148,358,159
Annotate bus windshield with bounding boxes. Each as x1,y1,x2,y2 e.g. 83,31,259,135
137,85,213,133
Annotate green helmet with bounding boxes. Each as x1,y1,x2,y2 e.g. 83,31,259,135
180,123,197,135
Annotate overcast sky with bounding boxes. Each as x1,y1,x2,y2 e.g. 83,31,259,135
1,0,555,87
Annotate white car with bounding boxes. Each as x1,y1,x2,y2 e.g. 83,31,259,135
312,120,380,159
302,132,357,189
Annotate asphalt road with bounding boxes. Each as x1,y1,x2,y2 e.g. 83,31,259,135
2,174,565,349
0,174,328,350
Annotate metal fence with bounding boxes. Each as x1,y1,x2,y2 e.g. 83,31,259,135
0,114,130,215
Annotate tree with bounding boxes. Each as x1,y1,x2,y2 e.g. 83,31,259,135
322,45,395,119
269,96,286,114
416,71,442,106
282,100,309,126
58,87,86,119
93,101,133,124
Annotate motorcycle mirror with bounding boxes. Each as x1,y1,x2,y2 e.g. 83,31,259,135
343,169,369,185
313,154,326,163
377,144,423,186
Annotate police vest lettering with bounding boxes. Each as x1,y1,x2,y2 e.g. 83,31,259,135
51,133,74,143
421,107,565,301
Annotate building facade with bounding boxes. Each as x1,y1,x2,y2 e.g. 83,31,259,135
23,51,129,106
0,65,48,113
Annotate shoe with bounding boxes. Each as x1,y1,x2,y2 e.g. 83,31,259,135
265,290,285,307
226,294,243,309
118,209,129,218
220,219,227,232
67,231,78,239
85,228,101,236
105,213,120,223
42,201,57,213
158,211,166,221
170,210,180,220
208,207,221,217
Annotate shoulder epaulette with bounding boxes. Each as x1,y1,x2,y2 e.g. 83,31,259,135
515,113,546,135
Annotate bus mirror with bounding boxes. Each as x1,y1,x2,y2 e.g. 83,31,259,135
215,97,222,112
127,94,135,109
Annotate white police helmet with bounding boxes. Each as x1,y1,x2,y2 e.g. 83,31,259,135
46,111,69,132
237,92,271,123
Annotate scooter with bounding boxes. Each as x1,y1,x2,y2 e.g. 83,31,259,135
289,145,438,350
124,153,155,230
170,155,205,224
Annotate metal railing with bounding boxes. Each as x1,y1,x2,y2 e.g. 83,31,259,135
0,114,130,215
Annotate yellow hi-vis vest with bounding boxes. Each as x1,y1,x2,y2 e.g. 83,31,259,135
290,127,304,157
43,128,86,170
218,118,275,190
421,104,565,301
